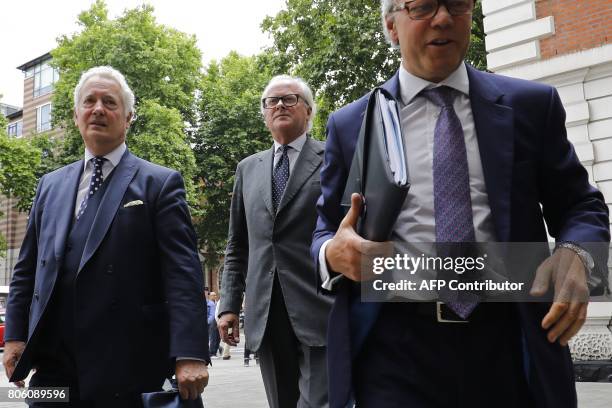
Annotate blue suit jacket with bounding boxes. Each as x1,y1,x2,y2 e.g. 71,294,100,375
311,65,610,408
5,150,209,399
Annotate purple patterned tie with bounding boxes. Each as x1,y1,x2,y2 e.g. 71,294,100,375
272,145,291,213
422,86,479,319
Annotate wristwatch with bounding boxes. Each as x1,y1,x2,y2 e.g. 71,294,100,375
555,241,595,273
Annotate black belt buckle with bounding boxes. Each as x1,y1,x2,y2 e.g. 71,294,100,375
436,302,469,323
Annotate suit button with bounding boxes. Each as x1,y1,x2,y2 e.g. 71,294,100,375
106,265,114,275
34,292,39,300
40,259,46,267
66,244,72,252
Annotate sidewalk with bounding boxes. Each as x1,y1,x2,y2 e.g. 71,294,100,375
0,347,610,407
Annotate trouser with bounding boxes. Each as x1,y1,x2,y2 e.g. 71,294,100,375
28,344,141,408
353,302,534,408
257,275,329,408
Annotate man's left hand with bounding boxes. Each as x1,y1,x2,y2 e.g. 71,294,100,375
175,359,209,400
530,247,589,346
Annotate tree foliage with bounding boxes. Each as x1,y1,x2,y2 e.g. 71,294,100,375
49,0,202,205
262,0,487,137
261,0,401,138
0,114,42,255
0,115,41,211
193,52,273,261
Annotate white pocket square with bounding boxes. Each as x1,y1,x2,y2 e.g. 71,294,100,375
123,200,144,208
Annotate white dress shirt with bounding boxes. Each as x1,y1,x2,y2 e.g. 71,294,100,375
74,143,126,218
272,132,308,173
319,63,496,289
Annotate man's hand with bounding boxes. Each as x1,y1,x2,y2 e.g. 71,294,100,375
326,193,387,281
530,247,590,346
3,341,26,387
218,313,240,346
175,359,208,400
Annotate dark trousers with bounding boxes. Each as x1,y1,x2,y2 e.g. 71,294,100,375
244,347,257,360
28,343,141,408
353,302,534,408
209,319,221,355
258,275,329,408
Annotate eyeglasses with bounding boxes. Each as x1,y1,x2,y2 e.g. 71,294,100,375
262,94,305,109
394,0,474,20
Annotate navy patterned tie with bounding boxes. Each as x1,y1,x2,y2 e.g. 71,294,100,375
76,156,107,220
272,145,291,213
422,86,479,319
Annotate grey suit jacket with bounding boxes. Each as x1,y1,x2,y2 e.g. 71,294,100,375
220,136,334,351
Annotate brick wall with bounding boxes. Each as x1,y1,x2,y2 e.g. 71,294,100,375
536,0,612,59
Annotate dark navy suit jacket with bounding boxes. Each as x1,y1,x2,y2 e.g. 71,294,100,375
311,65,610,408
5,150,209,399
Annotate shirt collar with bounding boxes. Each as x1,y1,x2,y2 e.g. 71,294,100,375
273,132,307,154
84,142,126,170
398,62,470,105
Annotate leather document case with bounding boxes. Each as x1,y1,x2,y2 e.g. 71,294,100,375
341,87,410,241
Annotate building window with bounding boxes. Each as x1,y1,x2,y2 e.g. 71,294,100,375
37,104,52,132
7,121,23,138
33,62,59,98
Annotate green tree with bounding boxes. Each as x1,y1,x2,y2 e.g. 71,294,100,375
262,0,487,137
0,114,42,256
261,0,401,138
49,0,202,206
466,1,487,70
194,52,273,262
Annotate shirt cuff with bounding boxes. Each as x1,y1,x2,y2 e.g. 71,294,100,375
176,357,208,363
319,239,343,290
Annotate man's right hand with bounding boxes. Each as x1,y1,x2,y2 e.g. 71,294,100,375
326,193,383,281
218,313,240,346
3,341,26,387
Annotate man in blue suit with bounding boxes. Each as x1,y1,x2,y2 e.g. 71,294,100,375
311,1,610,407
3,66,209,406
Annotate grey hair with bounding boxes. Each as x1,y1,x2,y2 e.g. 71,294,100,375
261,75,317,132
381,0,401,48
73,66,135,117
381,0,477,47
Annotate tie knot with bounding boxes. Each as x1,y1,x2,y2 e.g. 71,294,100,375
279,145,291,154
421,86,455,108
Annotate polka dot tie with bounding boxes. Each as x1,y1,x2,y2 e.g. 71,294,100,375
272,145,291,213
76,156,107,220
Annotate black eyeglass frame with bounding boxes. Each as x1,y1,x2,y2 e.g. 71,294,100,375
393,0,474,21
262,93,308,109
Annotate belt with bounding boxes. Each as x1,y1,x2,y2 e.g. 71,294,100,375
412,302,482,323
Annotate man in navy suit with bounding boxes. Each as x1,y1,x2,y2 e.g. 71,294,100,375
311,1,610,407
3,66,209,406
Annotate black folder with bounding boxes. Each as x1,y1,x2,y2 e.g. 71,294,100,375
341,88,410,242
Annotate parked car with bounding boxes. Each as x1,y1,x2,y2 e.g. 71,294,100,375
0,308,5,348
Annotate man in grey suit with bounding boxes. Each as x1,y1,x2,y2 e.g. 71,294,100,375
218,75,333,408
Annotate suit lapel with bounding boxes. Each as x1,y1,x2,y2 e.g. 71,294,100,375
78,150,138,274
257,147,275,217
54,161,84,260
467,65,514,242
276,137,323,214
381,71,401,101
